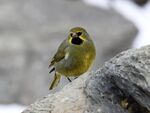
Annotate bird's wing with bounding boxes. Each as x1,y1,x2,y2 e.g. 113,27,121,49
49,39,68,68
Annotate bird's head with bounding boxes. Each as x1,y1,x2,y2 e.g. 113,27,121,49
68,27,90,45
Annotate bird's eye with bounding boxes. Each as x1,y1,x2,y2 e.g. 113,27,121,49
77,32,82,36
70,33,73,37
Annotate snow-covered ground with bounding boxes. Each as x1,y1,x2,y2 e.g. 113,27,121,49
84,0,150,48
1,0,150,113
0,104,25,113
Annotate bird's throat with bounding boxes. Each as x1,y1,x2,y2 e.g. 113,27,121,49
71,37,83,45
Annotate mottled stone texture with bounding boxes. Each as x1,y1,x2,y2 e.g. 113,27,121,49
0,0,138,105
85,45,150,113
22,45,150,113
22,73,88,113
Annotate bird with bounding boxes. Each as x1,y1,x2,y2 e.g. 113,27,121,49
48,27,96,90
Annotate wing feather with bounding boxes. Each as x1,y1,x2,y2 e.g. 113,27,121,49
49,39,68,69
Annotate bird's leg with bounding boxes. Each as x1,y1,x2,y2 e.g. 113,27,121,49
67,77,72,82
74,77,78,79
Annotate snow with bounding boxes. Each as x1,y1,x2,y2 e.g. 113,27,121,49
83,0,111,9
0,104,25,113
84,0,150,48
113,0,150,48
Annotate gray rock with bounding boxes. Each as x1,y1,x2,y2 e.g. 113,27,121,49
85,45,150,113
22,45,150,113
0,0,137,105
22,73,89,113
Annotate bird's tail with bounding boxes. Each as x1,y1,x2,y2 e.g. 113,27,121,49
49,72,61,90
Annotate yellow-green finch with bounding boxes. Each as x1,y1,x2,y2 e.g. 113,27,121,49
49,27,96,90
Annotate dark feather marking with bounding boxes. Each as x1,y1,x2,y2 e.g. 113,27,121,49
71,37,83,45
49,67,55,73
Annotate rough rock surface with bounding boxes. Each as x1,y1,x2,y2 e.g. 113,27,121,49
0,0,137,104
22,45,150,113
22,73,89,113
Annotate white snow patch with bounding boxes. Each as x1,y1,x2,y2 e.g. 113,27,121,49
0,104,25,113
83,0,111,9
113,0,150,48
84,0,150,48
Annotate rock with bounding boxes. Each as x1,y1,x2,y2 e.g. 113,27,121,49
22,45,150,113
22,73,89,113
0,0,137,105
85,45,150,113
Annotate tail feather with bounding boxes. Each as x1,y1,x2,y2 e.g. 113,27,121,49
49,72,61,90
